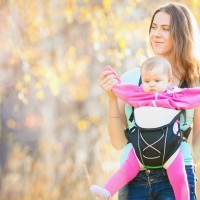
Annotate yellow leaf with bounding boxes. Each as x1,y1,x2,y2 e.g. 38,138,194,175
77,119,89,131
49,78,60,96
23,74,31,83
36,90,45,100
102,0,112,11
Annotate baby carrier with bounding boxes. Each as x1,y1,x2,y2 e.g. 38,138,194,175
126,107,190,167
125,78,191,168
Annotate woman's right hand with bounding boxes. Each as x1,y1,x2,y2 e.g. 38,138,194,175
99,67,118,98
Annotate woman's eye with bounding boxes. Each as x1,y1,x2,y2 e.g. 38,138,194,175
162,26,170,31
151,26,156,30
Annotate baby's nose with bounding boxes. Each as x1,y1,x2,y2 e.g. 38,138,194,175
149,82,155,86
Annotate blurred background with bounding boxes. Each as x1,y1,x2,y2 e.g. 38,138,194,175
0,0,199,199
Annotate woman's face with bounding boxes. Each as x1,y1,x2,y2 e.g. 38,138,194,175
149,11,173,58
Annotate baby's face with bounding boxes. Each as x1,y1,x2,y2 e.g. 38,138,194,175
141,67,171,93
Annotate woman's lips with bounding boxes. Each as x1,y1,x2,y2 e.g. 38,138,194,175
153,41,163,46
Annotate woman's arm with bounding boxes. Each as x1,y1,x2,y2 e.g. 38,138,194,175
99,68,128,150
107,97,128,150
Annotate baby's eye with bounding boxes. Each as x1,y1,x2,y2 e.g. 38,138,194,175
155,80,160,82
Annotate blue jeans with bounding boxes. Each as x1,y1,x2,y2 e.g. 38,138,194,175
118,165,197,200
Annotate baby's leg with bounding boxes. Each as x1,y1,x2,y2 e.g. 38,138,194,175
90,148,141,199
166,149,189,200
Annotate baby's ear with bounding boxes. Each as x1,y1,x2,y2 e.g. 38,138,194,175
168,76,173,84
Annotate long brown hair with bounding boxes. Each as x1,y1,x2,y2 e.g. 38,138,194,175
149,3,200,87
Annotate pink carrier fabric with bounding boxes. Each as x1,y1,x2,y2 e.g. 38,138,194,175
104,66,200,110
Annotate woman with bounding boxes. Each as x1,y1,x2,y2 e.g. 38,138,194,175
99,2,200,200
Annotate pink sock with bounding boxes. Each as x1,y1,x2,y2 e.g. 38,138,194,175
166,150,189,200
104,148,141,196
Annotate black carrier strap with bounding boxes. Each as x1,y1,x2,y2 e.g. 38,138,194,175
182,127,191,139
129,77,142,122
138,77,142,86
129,107,135,123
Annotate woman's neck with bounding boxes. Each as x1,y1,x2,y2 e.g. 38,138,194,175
166,57,183,87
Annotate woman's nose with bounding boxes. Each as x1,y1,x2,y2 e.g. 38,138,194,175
153,28,162,36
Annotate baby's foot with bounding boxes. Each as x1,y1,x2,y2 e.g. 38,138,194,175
90,185,111,200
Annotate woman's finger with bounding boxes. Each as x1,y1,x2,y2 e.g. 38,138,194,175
100,74,117,85
100,78,118,92
99,69,113,81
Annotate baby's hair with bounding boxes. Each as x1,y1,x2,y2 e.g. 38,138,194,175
141,56,172,77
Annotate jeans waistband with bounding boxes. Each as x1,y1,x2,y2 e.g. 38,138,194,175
138,165,194,175
139,168,166,175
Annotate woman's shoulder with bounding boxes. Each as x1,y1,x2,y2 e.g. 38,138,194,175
120,67,141,84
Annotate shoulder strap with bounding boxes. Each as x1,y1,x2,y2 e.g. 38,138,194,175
180,80,188,88
179,80,191,139
129,76,142,122
138,76,142,86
